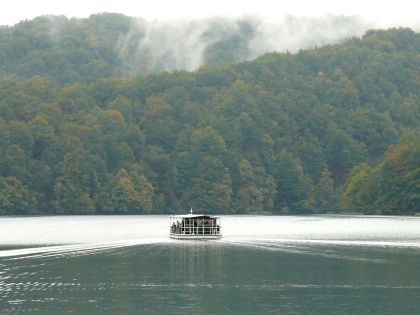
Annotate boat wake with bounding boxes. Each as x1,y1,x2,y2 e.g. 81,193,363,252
0,238,169,260
3,236,420,260
222,237,420,249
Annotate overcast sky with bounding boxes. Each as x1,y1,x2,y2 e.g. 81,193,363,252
1,0,420,26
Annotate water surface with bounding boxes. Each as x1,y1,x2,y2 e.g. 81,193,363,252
1,215,420,314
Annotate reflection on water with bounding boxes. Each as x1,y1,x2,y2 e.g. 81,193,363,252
1,215,420,314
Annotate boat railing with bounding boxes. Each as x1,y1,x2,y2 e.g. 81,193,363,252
170,226,221,235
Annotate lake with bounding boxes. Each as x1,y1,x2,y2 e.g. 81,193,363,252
1,215,420,314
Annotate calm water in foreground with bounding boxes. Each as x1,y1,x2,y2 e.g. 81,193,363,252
1,215,420,314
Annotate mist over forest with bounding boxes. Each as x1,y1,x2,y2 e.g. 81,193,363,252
1,13,378,81
0,13,419,215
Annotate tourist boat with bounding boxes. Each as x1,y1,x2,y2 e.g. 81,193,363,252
169,209,222,240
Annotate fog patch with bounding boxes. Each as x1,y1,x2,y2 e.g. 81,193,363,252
115,15,382,74
249,15,374,56
117,18,213,73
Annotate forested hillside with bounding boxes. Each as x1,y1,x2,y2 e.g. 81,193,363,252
343,131,420,215
0,18,419,215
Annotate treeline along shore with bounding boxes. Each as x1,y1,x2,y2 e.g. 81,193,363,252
0,14,419,215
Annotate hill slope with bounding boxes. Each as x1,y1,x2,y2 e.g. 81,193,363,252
0,26,419,215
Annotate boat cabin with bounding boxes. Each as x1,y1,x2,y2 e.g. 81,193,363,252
169,213,222,239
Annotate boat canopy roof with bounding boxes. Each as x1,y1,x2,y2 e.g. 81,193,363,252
170,214,220,219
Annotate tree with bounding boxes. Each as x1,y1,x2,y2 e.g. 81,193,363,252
235,159,264,213
109,168,154,213
180,157,232,213
324,122,365,185
52,153,96,214
315,165,337,212
271,149,315,213
342,163,373,213
0,177,36,215
29,113,54,159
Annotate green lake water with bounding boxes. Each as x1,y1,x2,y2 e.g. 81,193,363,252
1,215,420,314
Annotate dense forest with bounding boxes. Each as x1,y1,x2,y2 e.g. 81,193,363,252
0,14,419,215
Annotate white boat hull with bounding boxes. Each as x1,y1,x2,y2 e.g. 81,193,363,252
169,233,222,240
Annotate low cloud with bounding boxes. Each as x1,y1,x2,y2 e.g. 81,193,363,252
115,15,389,74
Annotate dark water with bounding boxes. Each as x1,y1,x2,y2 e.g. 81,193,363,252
1,215,420,314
